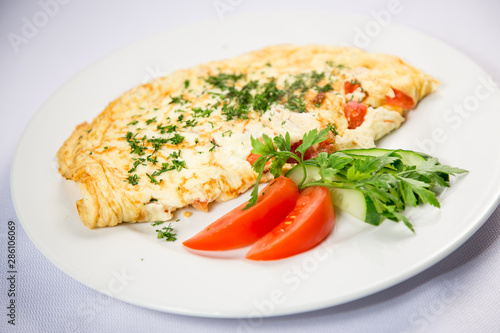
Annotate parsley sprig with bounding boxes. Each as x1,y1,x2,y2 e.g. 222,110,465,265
246,129,468,231
245,127,331,209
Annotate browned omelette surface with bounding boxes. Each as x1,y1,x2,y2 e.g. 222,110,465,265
57,45,438,228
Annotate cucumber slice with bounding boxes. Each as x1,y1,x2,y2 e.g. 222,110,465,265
340,148,427,167
286,164,383,225
329,188,383,226
396,150,427,167
285,164,321,186
285,148,428,225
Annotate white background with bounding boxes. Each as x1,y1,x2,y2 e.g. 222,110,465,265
1,0,500,332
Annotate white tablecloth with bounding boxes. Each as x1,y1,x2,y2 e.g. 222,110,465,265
2,0,500,332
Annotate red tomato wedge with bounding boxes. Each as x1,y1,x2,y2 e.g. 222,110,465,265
385,88,415,111
245,186,336,261
182,176,299,251
344,101,367,129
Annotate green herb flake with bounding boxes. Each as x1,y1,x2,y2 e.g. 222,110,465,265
156,223,177,242
157,124,178,134
146,172,159,184
183,119,198,128
209,139,219,152
169,133,185,145
169,96,188,105
125,174,140,186
203,73,246,90
146,117,157,125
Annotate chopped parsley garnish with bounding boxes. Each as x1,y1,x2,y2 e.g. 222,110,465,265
157,162,174,174
327,123,339,136
252,80,282,112
192,107,214,118
148,137,169,152
128,158,146,173
125,174,140,186
169,95,188,105
285,95,306,113
146,117,157,125
157,124,178,134
222,103,249,120
151,220,164,226
183,119,198,127
318,83,334,93
309,71,325,86
209,139,219,152
201,71,333,117
326,61,349,69
203,73,245,90
146,172,160,184
156,223,177,241
171,159,186,171
147,154,158,164
169,133,185,145
169,150,182,159
222,130,232,137
199,70,335,118
125,132,147,155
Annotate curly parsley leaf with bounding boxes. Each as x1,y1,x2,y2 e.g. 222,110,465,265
295,127,330,157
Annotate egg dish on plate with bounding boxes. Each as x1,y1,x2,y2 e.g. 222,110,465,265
57,44,438,228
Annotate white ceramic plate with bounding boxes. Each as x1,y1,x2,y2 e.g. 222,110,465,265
11,11,500,318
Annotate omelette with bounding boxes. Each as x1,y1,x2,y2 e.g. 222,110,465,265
57,45,438,228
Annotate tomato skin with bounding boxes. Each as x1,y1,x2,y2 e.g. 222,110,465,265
385,88,415,111
344,80,361,94
285,132,336,163
245,187,336,261
344,101,368,129
246,137,271,167
183,176,299,251
308,133,336,158
246,153,261,166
